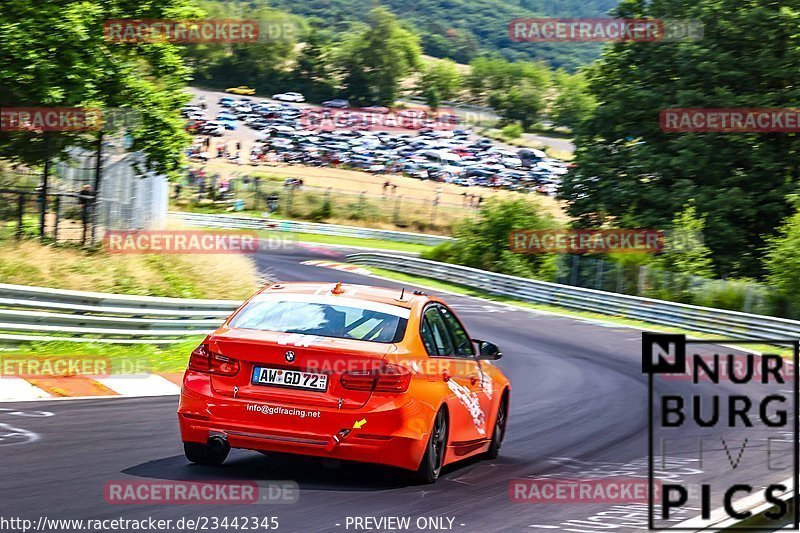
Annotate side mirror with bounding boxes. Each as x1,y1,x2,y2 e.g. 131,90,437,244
473,339,502,360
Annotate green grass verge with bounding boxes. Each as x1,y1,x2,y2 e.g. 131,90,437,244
281,232,433,254
166,223,434,253
0,240,260,299
364,266,794,358
1,337,205,374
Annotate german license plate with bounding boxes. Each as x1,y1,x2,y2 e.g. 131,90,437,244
251,366,328,392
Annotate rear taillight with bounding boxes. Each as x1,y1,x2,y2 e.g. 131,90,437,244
340,363,411,393
188,344,240,376
339,370,374,391
374,365,412,392
188,344,211,372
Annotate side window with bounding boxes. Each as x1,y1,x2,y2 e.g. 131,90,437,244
423,307,454,356
439,305,473,357
420,317,437,356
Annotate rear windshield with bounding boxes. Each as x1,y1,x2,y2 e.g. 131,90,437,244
229,297,408,343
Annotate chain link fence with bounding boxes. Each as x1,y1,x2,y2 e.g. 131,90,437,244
0,146,168,245
0,188,94,244
174,175,479,234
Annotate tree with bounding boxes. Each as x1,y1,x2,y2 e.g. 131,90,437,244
551,71,596,130
291,28,336,101
467,55,550,128
190,1,305,96
559,0,800,278
418,24,479,63
0,0,201,178
467,56,551,100
423,86,441,111
336,7,421,105
418,59,462,101
764,200,800,316
650,202,714,278
490,86,544,131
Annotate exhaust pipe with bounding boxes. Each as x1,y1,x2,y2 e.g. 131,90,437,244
207,435,230,453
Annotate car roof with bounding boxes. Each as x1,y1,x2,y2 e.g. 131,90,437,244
259,282,429,309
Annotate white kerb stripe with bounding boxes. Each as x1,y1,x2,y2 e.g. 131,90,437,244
93,374,181,397
0,376,52,401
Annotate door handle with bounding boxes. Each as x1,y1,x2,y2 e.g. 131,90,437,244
442,370,451,382
470,374,479,385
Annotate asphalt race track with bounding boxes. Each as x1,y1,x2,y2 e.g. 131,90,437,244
1,244,794,532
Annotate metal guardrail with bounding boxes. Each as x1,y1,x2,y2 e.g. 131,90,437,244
347,253,800,342
169,211,452,246
0,283,241,344
7,250,800,345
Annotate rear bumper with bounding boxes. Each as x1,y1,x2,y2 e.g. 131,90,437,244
178,372,432,471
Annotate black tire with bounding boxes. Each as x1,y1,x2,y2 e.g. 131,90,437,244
486,393,508,459
416,408,448,484
184,440,230,466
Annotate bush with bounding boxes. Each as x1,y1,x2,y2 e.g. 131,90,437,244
423,197,556,279
310,198,333,221
501,123,523,139
764,204,800,318
690,278,767,313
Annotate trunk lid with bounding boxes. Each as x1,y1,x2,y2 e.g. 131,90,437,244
207,327,394,409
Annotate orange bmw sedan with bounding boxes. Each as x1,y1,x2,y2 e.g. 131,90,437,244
178,282,510,483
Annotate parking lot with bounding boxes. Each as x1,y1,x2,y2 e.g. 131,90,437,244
183,88,571,195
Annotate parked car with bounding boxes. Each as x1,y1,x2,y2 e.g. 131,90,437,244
361,105,391,114
181,105,202,117
185,119,206,133
200,121,225,136
249,119,271,130
226,86,256,95
272,92,305,102
217,118,238,131
323,99,350,109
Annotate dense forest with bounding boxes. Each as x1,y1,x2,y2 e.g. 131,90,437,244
263,0,620,70
186,1,595,129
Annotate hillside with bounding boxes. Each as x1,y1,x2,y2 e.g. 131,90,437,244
267,0,620,70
